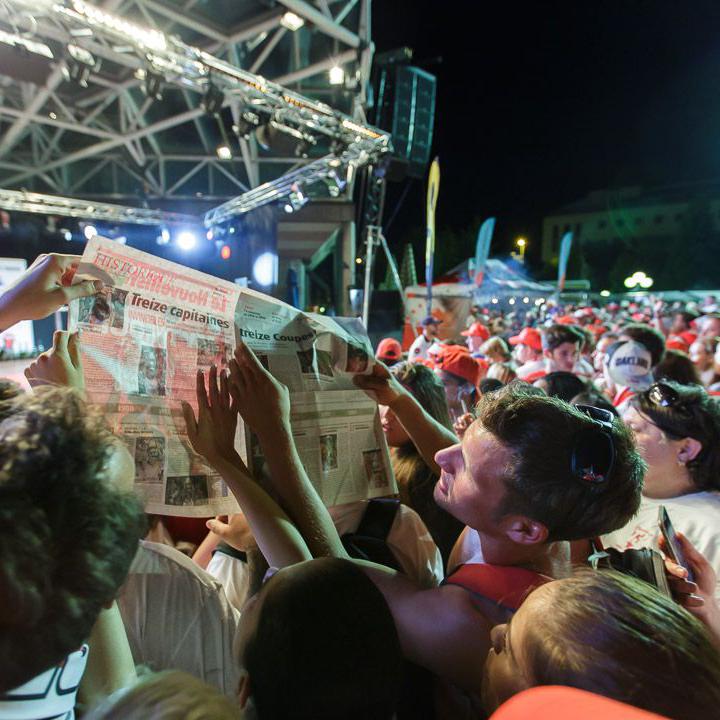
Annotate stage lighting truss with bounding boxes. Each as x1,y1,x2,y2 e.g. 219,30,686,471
1,0,390,220
0,188,197,227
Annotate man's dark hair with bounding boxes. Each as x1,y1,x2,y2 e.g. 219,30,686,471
633,380,720,491
0,388,146,691
539,371,588,403
243,557,403,720
654,350,701,386
478,384,645,541
542,324,584,352
620,323,666,367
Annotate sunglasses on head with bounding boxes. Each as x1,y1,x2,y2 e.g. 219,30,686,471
570,404,616,490
646,382,680,408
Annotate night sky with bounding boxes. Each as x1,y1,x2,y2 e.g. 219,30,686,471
372,0,720,268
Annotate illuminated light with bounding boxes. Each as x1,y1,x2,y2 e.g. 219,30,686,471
177,230,198,251
639,276,654,289
60,228,72,241
229,227,235,234
491,297,499,304
284,202,294,214
115,235,127,245
355,257,363,264
220,244,231,260
329,65,345,86
49,112,57,120
206,229,214,240
534,298,544,306
157,228,170,245
600,290,611,297
522,296,530,303
516,237,527,248
509,298,516,305
624,277,636,289
280,11,305,31
253,252,277,286
83,224,97,240
216,144,232,160
319,306,326,313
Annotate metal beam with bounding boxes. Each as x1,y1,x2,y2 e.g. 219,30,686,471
141,0,228,43
273,48,356,86
2,108,205,186
276,0,360,47
249,27,288,74
0,106,117,140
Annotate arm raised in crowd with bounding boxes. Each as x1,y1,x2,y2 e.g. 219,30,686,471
181,364,311,569
228,343,491,694
354,362,458,475
0,253,102,332
228,342,346,559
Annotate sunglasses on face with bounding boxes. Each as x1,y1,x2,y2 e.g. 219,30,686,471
571,404,616,489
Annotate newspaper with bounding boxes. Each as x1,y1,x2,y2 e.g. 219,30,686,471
69,237,396,516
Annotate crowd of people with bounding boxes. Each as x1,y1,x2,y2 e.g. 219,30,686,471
2,253,720,719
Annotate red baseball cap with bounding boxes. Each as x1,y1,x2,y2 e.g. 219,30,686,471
666,337,689,353
490,686,668,720
375,337,402,362
433,345,481,385
508,327,543,351
461,322,490,341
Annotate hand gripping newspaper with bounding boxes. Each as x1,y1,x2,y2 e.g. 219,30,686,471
69,237,396,517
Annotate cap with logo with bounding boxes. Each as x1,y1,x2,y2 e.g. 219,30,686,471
375,338,402,362
420,315,441,327
508,327,543,352
433,345,481,386
606,340,654,391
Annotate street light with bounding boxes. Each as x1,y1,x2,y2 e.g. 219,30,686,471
623,271,654,289
515,236,527,262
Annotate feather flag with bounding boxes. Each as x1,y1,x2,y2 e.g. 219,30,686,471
557,231,573,292
425,157,440,316
472,217,495,287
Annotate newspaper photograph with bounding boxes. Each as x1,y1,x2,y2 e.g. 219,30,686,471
69,236,395,516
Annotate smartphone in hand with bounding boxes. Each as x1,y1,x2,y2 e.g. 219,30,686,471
658,505,695,583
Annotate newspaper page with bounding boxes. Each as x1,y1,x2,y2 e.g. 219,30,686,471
70,237,395,516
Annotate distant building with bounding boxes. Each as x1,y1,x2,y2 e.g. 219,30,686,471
541,184,720,270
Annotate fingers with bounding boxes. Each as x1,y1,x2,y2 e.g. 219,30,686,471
180,400,198,444
234,341,265,377
52,329,70,355
219,366,231,410
371,361,391,379
68,331,82,369
229,358,247,396
208,364,220,409
56,279,104,304
195,370,210,411
206,517,229,538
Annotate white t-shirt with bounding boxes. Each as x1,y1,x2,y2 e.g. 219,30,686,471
515,359,545,381
602,491,720,599
0,646,88,720
408,333,434,362
207,500,444,611
117,541,241,697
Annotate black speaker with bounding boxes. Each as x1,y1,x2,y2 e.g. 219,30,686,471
373,65,437,179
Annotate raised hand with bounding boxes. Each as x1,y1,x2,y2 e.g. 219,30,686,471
0,253,103,331
182,365,240,465
228,342,291,441
206,513,256,552
353,360,409,407
25,330,85,391
453,412,475,440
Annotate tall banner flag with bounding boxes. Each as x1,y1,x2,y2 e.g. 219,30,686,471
473,217,495,286
557,231,573,292
425,157,440,315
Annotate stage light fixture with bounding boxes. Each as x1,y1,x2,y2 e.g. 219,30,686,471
206,229,214,240
600,290,611,297
329,65,345,86
509,298,516,305
286,187,308,213
177,230,198,251
140,67,163,101
202,82,225,116
280,11,304,31
323,167,347,197
220,244,231,260
157,227,170,245
216,144,232,160
63,44,96,88
253,252,277,286
83,224,98,240
60,228,72,241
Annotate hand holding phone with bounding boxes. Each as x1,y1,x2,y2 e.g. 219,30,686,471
658,505,695,583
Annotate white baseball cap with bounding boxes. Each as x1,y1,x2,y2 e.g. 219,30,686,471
605,340,654,391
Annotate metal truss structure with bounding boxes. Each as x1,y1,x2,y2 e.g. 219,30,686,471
0,0,386,218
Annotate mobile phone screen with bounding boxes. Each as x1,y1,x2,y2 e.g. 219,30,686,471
657,506,695,583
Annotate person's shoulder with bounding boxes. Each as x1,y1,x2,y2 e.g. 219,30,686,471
135,540,224,589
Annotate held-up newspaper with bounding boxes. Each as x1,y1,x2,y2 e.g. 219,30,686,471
69,237,396,516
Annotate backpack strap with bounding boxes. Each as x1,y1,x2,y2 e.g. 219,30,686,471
341,498,402,571
444,563,550,612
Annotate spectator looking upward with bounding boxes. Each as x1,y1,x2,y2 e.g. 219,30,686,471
408,316,441,363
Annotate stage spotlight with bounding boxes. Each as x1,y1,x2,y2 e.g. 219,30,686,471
284,186,308,214
203,82,225,116
280,11,304,31
83,224,98,240
207,229,214,240
63,44,96,88
220,244,231,260
323,167,347,197
60,228,72,242
253,252,277,287
329,65,345,86
176,230,198,251
216,144,232,160
232,109,261,139
157,228,170,245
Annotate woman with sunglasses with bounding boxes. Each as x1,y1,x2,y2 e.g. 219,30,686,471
603,380,720,599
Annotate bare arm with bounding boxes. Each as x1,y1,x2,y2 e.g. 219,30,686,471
77,602,136,710
354,362,458,474
229,343,347,559
181,365,311,569
0,253,101,332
